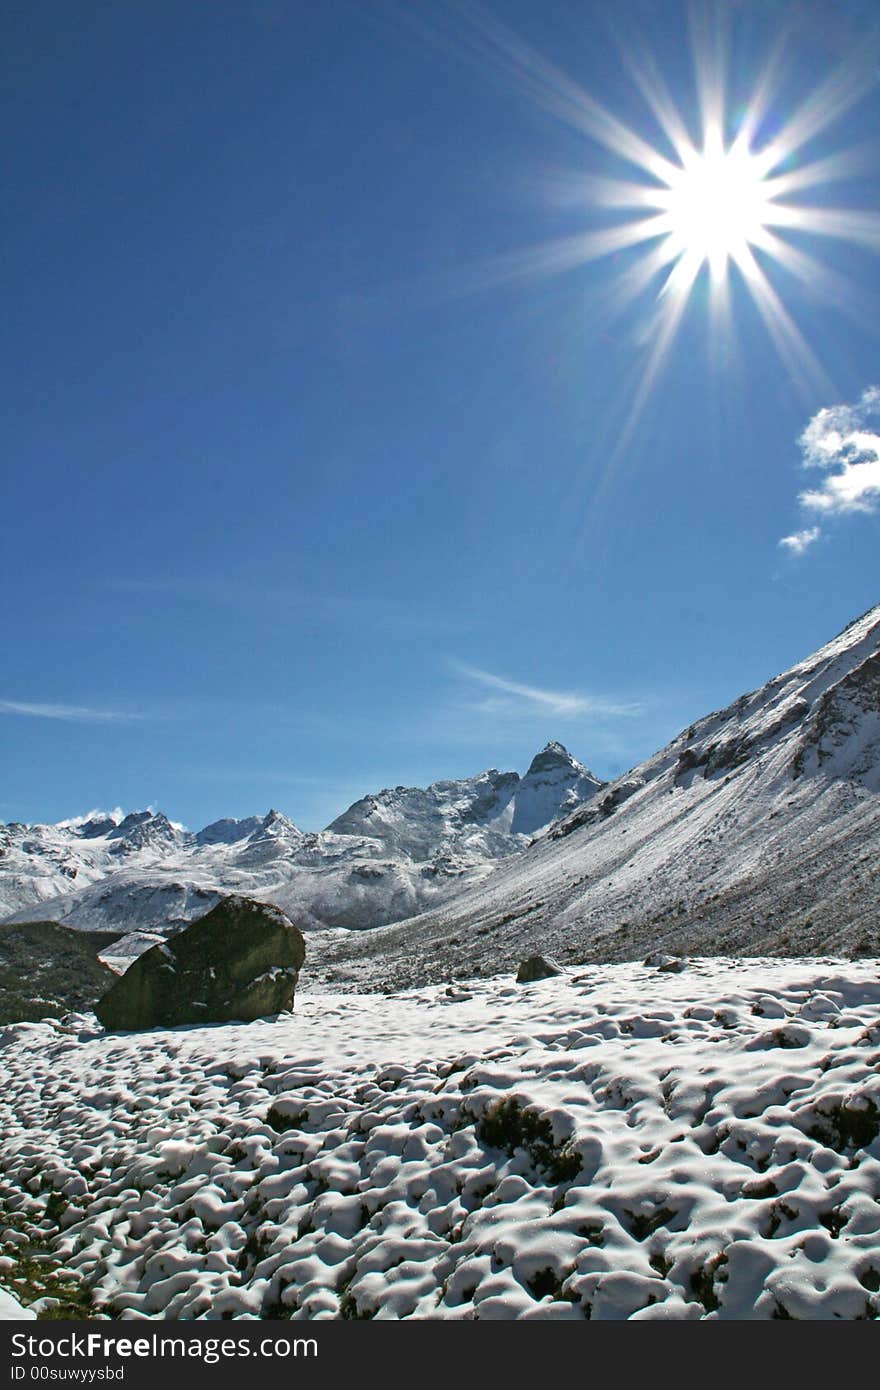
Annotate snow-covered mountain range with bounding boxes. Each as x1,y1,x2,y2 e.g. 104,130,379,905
3,602,878,989
0,743,602,958
313,602,880,989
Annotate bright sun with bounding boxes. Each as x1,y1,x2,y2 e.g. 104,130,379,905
659,138,776,277
441,5,880,409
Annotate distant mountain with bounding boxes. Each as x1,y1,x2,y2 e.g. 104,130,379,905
326,741,601,851
312,603,880,989
0,745,603,946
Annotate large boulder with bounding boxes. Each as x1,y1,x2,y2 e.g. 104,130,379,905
94,895,305,1031
0,921,120,1025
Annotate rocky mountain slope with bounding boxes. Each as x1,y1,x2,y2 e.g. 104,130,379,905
0,922,120,1025
0,744,602,953
310,603,880,989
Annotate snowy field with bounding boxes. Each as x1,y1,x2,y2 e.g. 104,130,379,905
3,957,880,1320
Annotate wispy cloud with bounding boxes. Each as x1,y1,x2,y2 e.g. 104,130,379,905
779,525,821,555
450,662,642,719
106,578,467,638
781,387,880,552
0,700,141,724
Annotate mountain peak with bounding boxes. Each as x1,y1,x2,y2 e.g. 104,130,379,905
106,810,180,854
259,809,302,836
525,742,579,777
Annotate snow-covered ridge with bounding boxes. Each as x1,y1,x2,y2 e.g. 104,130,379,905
0,744,603,937
313,603,880,989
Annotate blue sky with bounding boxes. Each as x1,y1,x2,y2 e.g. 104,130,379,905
3,0,879,830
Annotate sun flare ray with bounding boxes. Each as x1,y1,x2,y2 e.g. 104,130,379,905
731,243,832,396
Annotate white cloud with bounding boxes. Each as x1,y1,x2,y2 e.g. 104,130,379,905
56,807,125,829
0,699,140,723
450,662,641,719
780,387,880,553
779,526,821,555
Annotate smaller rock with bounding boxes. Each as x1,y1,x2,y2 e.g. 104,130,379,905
643,952,687,973
516,955,564,984
444,984,473,1001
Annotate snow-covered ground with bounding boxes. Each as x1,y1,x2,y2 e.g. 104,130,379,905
3,957,880,1320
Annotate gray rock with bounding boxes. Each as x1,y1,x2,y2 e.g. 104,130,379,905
94,895,305,1031
643,952,687,973
516,955,564,984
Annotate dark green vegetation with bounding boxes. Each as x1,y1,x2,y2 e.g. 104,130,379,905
808,1098,880,1152
476,1098,581,1182
0,1205,106,1319
0,922,119,1025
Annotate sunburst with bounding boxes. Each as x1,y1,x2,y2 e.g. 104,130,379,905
429,4,880,411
